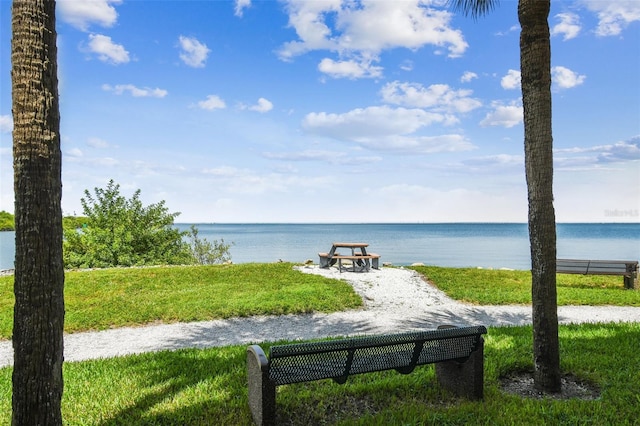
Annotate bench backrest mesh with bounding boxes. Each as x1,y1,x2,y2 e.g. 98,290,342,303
268,326,487,385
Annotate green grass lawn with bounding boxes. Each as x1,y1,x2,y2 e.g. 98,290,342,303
410,265,640,306
0,263,362,340
2,264,639,424
2,264,637,341
1,323,639,425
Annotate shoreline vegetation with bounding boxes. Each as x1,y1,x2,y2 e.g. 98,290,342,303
0,211,86,232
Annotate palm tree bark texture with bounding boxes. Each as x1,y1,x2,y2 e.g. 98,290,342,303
518,0,560,393
11,0,65,424
450,0,561,392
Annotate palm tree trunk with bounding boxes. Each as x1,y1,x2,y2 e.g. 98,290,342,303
11,0,65,424
518,0,561,393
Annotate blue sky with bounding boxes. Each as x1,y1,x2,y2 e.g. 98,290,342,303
0,0,638,223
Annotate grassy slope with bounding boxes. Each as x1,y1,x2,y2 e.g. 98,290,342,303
0,263,362,340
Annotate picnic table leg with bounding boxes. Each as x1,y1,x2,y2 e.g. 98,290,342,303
372,257,379,269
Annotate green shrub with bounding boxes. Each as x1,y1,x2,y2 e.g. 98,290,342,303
187,225,232,265
62,215,87,231
0,211,14,231
63,180,231,268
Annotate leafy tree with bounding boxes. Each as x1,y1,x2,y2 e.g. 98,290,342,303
11,0,65,423
451,0,560,392
188,225,233,265
64,181,232,268
0,211,14,231
62,215,88,231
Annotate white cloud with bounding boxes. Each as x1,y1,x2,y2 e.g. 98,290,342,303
235,0,251,17
581,0,640,36
462,154,524,172
551,13,581,40
249,98,274,113
303,106,447,139
198,95,226,110
66,148,83,158
552,66,586,89
87,34,130,64
65,156,119,167
380,81,481,114
263,150,381,165
501,69,521,90
87,137,114,149
302,105,475,154
495,25,520,37
596,139,640,163
0,115,13,133
278,0,468,77
500,67,584,91
102,84,167,98
555,136,640,166
460,71,478,83
400,60,414,71
368,134,475,154
318,57,383,79
480,102,523,128
57,0,121,31
178,36,211,68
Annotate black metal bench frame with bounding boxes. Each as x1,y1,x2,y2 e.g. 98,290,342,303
247,325,487,425
557,259,638,289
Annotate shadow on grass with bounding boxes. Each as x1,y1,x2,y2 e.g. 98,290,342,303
65,323,640,425
156,305,536,354
94,347,253,425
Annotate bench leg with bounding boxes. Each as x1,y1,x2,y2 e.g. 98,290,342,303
247,346,277,426
371,257,379,269
319,255,329,268
435,336,484,400
624,273,636,290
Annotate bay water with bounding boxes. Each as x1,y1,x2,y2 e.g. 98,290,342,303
1,223,637,271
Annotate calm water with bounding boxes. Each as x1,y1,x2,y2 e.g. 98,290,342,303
2,223,637,270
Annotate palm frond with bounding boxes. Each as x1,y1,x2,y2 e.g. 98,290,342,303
447,0,499,19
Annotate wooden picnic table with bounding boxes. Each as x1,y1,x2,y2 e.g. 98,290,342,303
328,242,369,257
319,242,380,272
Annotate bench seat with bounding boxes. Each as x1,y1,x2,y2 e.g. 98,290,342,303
557,259,638,289
331,254,380,272
247,325,487,425
318,252,339,268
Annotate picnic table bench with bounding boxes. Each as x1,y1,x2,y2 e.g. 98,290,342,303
556,259,638,289
319,242,380,272
247,325,487,425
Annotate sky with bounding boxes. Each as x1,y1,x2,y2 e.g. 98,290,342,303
0,0,639,223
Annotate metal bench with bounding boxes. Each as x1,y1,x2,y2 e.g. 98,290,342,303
247,325,487,425
557,259,638,289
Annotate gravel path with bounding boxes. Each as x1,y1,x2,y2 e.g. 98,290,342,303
2,265,639,367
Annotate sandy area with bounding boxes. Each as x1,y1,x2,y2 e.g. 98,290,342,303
1,265,639,367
